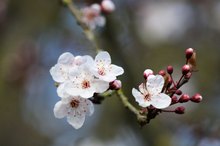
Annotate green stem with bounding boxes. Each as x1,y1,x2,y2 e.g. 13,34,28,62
116,89,147,125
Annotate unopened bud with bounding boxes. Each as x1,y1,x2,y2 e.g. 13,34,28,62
159,70,166,76
182,64,190,75
143,69,154,79
175,90,182,95
175,106,185,114
101,0,115,13
172,96,178,104
109,80,122,90
179,94,190,103
190,93,202,103
184,72,192,80
167,65,173,74
185,48,194,59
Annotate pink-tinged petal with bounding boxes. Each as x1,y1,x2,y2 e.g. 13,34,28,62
58,52,74,65
132,88,150,107
147,75,164,95
67,113,86,129
151,93,171,109
110,64,124,76
49,64,67,83
95,51,111,65
93,79,109,93
54,101,68,119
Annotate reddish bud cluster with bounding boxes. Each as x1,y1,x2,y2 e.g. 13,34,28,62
158,48,203,117
138,48,202,125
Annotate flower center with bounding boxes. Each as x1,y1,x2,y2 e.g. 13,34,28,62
98,67,106,76
82,80,91,89
70,99,80,108
144,94,151,101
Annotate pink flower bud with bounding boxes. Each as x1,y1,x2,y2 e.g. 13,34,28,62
179,94,190,103
143,69,154,79
182,64,190,75
185,48,194,59
171,96,178,104
167,65,173,74
175,106,185,114
109,80,122,90
190,93,202,103
175,90,182,95
158,70,166,76
101,0,115,13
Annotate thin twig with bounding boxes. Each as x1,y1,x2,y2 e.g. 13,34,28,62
62,0,101,52
62,0,147,125
116,89,147,125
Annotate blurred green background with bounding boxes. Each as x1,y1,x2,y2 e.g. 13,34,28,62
0,0,220,146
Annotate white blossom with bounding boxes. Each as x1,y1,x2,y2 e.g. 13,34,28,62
64,65,109,98
132,74,171,109
50,52,93,83
81,4,106,30
54,96,94,129
90,51,124,82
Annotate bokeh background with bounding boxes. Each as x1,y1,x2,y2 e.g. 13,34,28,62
1,0,220,145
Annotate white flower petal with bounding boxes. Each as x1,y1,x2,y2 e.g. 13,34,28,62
54,101,68,119
151,93,171,109
49,64,67,83
57,83,68,98
79,87,96,98
110,64,124,76
147,75,164,95
58,52,74,65
64,81,82,96
86,100,94,116
132,88,150,107
138,83,148,95
95,51,111,65
94,79,109,93
67,112,86,129
79,98,94,116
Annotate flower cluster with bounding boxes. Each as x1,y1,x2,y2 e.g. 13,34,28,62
50,51,124,129
132,48,203,124
81,0,115,30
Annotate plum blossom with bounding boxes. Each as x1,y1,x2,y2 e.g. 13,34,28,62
64,65,109,98
81,4,106,30
132,74,171,109
90,51,124,82
54,95,94,129
49,52,93,83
